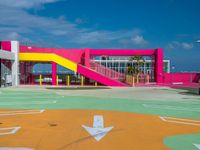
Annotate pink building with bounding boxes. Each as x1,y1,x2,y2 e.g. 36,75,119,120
0,41,199,87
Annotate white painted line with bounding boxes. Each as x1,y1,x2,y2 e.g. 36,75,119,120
161,117,200,123
0,127,21,136
194,144,200,150
82,115,113,141
93,115,104,128
0,101,57,105
143,104,200,112
0,148,34,150
160,116,200,126
0,97,60,99
0,109,45,116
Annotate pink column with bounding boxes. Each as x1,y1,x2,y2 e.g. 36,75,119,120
155,48,164,83
52,62,57,85
84,48,90,67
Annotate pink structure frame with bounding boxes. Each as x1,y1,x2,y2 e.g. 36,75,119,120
19,45,164,85
0,41,167,86
86,48,164,83
2,41,199,86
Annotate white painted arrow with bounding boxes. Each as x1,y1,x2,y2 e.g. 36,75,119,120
194,144,200,150
82,115,113,141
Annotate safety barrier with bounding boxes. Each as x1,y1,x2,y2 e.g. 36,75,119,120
90,61,126,82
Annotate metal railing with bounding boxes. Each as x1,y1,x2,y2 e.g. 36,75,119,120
90,61,126,82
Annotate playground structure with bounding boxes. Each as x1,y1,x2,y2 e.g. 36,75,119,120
0,41,199,87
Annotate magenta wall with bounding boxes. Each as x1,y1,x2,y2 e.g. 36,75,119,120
163,73,200,83
1,41,11,51
90,49,155,56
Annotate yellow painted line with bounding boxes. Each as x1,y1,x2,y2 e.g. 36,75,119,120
19,53,77,72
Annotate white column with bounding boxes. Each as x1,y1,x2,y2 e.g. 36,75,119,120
11,41,19,86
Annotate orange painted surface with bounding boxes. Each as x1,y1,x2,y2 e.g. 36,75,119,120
0,109,200,150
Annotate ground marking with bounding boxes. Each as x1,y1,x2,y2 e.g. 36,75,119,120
160,116,200,126
0,97,59,99
143,104,200,112
194,144,200,150
0,101,57,105
0,148,33,150
0,109,45,116
0,127,21,136
82,115,113,141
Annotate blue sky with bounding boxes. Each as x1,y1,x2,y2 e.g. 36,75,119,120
0,0,199,72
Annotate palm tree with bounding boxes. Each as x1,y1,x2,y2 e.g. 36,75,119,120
129,56,145,75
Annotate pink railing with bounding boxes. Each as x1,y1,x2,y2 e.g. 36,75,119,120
90,61,126,81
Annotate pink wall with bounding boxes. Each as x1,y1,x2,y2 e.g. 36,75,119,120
54,49,84,64
163,73,200,83
1,41,11,51
90,49,155,56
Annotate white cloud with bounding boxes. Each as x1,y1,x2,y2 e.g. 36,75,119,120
167,41,193,50
181,42,193,49
130,35,147,45
0,0,60,9
119,35,148,47
0,0,147,47
71,29,143,44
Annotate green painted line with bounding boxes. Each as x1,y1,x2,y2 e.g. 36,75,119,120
164,134,200,150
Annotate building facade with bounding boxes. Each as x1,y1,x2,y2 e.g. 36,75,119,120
0,41,19,87
0,40,171,86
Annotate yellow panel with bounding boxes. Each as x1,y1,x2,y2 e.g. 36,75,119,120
19,53,77,72
19,53,54,62
53,55,77,72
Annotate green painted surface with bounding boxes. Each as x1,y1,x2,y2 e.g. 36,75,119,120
164,134,200,150
0,90,199,119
